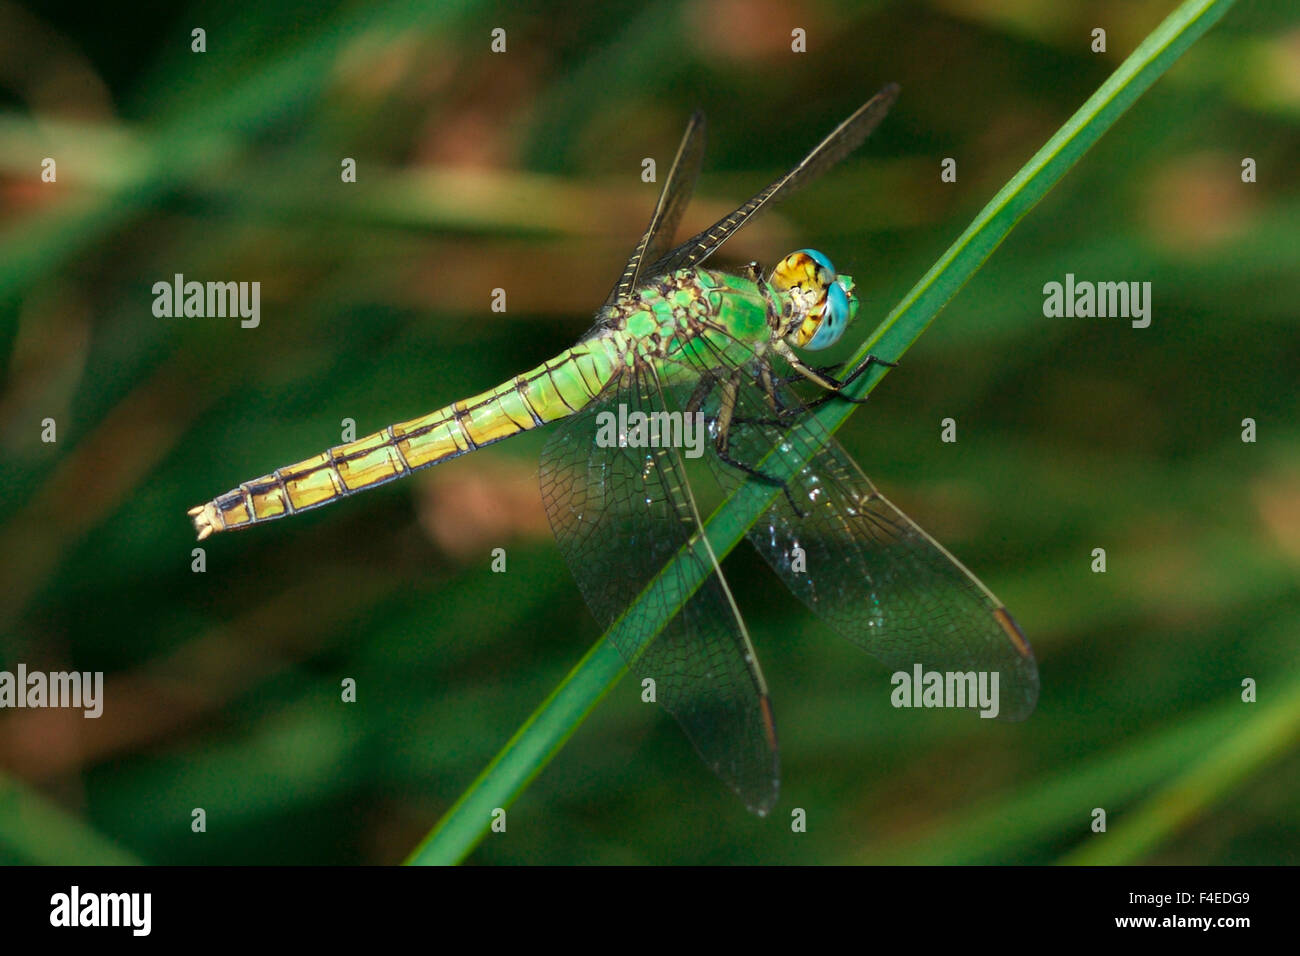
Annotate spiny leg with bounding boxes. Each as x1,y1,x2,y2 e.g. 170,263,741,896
728,351,896,428
810,352,897,407
730,362,804,428
768,358,890,396
682,369,718,417
772,344,897,409
711,374,807,518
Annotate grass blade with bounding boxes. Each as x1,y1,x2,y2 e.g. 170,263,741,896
0,771,141,865
1059,671,1300,865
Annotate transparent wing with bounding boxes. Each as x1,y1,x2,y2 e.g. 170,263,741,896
538,365,780,814
602,110,707,307
691,343,1039,721
643,83,899,279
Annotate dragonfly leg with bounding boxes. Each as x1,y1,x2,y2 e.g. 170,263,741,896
773,344,896,407
764,363,850,390
729,366,803,428
834,352,898,390
727,411,792,428
682,370,718,416
714,446,807,519
713,374,808,518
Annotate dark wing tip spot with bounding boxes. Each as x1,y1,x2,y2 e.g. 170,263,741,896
993,606,1032,660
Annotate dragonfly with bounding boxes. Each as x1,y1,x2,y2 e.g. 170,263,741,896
190,84,1038,815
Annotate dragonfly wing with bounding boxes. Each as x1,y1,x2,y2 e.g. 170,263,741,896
602,110,707,308
539,365,780,814
643,83,899,278
699,357,1039,721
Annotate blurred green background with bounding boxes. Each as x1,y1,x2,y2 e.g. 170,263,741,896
1,0,1297,865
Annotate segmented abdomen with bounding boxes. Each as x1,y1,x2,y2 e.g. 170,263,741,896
188,341,617,539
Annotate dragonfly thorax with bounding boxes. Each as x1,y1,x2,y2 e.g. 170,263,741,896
592,266,772,364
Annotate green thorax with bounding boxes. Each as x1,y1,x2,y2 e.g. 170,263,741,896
591,266,779,387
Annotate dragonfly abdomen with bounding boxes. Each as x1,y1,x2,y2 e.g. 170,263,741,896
189,340,619,539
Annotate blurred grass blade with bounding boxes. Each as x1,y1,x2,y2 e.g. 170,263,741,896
860,672,1299,864
1060,671,1300,865
0,771,141,864
0,0,475,307
406,0,1239,865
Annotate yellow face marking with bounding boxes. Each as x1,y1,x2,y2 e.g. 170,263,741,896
770,251,828,292
793,302,830,348
771,251,835,346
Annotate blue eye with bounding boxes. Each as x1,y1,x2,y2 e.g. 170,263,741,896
799,248,835,276
805,282,849,350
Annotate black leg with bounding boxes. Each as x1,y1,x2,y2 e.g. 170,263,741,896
802,390,870,410
731,413,791,427
824,353,897,390
713,441,807,518
682,372,716,416
790,353,897,409
715,446,781,486
730,375,802,428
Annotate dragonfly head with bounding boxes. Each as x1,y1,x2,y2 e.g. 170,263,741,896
770,249,857,351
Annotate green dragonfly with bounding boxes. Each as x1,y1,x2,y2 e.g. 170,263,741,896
190,84,1038,814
